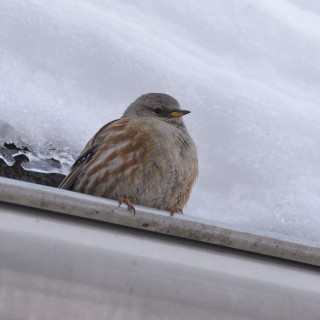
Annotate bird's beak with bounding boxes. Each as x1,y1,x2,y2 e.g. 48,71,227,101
170,109,191,117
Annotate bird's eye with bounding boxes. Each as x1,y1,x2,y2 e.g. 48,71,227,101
154,108,162,115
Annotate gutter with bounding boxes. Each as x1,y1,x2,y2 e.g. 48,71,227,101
0,176,319,266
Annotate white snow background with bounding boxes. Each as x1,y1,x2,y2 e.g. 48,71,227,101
1,0,320,241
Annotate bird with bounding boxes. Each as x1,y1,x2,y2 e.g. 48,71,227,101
59,93,198,215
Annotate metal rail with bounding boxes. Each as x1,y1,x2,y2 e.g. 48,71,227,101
0,177,319,266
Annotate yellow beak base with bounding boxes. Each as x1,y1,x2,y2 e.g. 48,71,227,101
170,110,190,117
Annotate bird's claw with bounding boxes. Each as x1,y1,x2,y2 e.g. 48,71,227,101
169,207,183,216
117,197,136,215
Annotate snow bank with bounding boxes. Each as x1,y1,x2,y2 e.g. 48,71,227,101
1,0,320,241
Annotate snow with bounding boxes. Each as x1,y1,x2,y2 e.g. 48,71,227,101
1,0,320,241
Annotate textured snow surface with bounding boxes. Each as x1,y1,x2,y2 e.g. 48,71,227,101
1,0,320,241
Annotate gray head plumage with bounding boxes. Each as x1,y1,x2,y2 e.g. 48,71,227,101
122,93,190,126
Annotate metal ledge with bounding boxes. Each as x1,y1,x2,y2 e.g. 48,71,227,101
0,176,319,266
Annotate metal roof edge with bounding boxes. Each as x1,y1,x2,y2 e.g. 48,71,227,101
0,176,319,266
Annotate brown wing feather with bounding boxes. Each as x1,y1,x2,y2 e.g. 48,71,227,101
58,119,119,190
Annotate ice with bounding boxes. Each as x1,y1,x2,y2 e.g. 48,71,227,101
21,153,66,175
0,146,21,166
1,0,320,241
0,144,72,175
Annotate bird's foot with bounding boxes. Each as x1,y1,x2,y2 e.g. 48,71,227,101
168,207,183,216
117,197,136,215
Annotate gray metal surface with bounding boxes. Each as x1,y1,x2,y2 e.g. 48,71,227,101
1,201,320,320
0,177,319,265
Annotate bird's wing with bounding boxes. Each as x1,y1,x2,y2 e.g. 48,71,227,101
58,119,118,190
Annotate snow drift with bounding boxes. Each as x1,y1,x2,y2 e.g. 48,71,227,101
1,0,320,241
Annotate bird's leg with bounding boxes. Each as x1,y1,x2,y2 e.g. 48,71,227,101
168,207,183,216
117,197,136,215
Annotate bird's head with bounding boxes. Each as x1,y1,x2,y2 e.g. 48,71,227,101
122,93,190,126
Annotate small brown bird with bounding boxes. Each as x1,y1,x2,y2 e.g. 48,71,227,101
59,93,198,214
